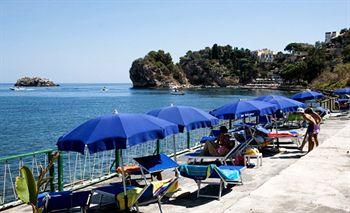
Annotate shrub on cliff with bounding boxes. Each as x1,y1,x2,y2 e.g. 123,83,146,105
179,44,257,86
312,63,350,89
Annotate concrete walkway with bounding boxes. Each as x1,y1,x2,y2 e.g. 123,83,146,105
225,118,350,213
131,115,350,213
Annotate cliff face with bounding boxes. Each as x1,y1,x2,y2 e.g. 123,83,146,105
129,45,253,88
178,46,248,87
129,50,188,88
15,77,58,87
180,58,239,87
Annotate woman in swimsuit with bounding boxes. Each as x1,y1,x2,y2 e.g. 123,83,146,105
307,108,322,147
297,108,318,152
202,126,233,156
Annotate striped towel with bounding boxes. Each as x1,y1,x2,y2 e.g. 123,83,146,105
178,164,213,180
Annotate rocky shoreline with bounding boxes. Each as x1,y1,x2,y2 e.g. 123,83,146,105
134,83,305,91
14,77,59,87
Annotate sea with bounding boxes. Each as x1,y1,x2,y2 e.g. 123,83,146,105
0,83,293,158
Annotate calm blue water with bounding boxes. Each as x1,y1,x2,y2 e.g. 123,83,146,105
0,83,292,157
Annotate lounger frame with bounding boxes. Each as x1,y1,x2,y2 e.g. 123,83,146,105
185,137,254,165
185,125,256,165
195,166,244,200
93,154,179,213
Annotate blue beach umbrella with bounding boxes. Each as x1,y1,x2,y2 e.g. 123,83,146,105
291,90,324,101
209,100,277,120
146,105,219,132
57,113,179,154
254,95,306,113
334,87,350,95
147,105,219,155
57,113,178,208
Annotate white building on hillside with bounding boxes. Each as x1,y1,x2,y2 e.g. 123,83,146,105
253,48,275,62
325,31,340,43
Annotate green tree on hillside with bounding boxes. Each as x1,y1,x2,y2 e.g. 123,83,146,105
212,44,219,59
284,43,313,54
281,61,307,83
342,44,350,63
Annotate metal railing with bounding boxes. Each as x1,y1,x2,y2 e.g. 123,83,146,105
0,149,54,209
0,125,221,209
319,98,336,111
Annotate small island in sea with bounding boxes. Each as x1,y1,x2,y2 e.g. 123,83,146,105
14,76,59,87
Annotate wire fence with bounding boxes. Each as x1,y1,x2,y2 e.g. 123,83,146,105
0,150,53,208
0,124,226,208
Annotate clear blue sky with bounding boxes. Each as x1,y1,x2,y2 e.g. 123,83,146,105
0,0,349,83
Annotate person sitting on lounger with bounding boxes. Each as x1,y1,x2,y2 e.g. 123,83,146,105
202,126,234,156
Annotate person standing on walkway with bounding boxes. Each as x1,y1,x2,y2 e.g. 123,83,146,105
297,108,318,152
307,108,322,147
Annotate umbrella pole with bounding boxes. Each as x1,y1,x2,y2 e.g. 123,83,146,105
156,139,160,155
173,135,177,162
115,149,120,171
120,150,128,210
274,114,280,150
187,131,190,149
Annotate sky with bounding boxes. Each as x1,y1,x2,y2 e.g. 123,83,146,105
0,0,349,83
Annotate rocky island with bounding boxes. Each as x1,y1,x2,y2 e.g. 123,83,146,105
14,77,59,87
129,28,350,90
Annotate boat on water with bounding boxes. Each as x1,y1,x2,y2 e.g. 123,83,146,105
170,86,185,95
9,86,26,91
101,87,109,92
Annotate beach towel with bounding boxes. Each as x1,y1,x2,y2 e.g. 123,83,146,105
116,178,178,210
179,164,240,181
178,164,212,180
212,165,240,181
116,186,143,210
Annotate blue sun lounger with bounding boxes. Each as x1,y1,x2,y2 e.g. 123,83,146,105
184,139,252,165
133,153,179,178
93,154,179,213
186,124,256,165
179,164,245,200
38,190,91,213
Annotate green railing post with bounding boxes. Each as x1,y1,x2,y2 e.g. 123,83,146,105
156,139,160,154
115,149,120,171
186,132,190,149
57,152,64,191
47,151,55,192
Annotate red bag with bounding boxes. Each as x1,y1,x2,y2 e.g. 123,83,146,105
234,155,244,166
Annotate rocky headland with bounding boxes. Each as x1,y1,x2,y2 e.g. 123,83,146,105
129,28,350,90
129,50,188,88
14,77,59,87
